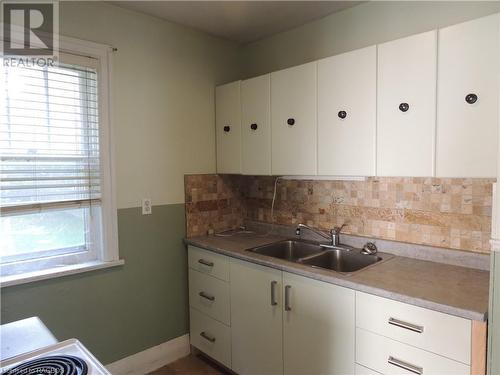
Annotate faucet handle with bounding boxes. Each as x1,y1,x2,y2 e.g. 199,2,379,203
331,224,347,234
361,242,378,255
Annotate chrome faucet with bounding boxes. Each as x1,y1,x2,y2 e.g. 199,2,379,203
296,223,349,249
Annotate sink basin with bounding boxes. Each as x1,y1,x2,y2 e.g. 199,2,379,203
247,240,323,261
300,249,382,273
247,239,389,274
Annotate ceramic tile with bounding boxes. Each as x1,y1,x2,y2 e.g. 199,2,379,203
185,174,495,253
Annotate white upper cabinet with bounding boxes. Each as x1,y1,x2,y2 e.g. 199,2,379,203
436,14,500,177
318,46,376,176
271,62,317,175
216,81,241,174
241,74,271,175
377,30,437,177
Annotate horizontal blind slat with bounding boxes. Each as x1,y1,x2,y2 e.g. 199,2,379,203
10,64,97,76
3,82,97,96
0,114,99,125
1,60,101,209
1,198,102,216
9,71,97,83
4,91,98,104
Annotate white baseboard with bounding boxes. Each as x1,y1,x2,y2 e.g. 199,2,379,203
106,334,190,375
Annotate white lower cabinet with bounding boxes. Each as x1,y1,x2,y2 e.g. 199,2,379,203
230,258,355,375
283,272,355,375
230,259,283,375
355,291,473,375
189,247,477,375
356,291,471,364
355,364,382,375
190,308,231,368
356,328,470,375
188,247,232,369
188,269,230,325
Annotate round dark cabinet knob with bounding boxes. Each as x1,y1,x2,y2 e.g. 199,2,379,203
250,123,258,130
338,111,347,119
465,93,478,104
287,118,295,126
223,126,230,132
399,103,410,112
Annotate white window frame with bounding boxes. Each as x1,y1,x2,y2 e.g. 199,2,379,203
1,35,121,287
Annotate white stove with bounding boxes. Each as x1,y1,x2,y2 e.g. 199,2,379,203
0,339,111,375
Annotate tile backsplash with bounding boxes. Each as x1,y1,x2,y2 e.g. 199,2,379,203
185,174,244,237
185,174,494,254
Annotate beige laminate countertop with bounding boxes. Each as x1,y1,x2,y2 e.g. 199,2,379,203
185,233,490,322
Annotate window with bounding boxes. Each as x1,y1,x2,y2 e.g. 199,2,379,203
1,39,119,284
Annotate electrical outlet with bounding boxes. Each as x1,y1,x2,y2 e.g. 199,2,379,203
142,198,152,215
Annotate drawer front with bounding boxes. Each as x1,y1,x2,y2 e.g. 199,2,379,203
355,364,382,375
356,292,471,364
189,269,230,325
190,308,231,368
188,246,229,281
356,328,470,375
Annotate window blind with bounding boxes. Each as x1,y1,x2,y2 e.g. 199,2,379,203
0,61,101,215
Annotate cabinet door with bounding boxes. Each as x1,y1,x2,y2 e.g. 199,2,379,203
283,272,355,375
216,81,241,174
377,31,437,177
437,14,500,177
230,259,283,375
241,74,271,175
271,62,317,175
318,46,376,176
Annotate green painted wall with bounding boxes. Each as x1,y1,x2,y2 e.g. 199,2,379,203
0,204,188,364
0,1,241,364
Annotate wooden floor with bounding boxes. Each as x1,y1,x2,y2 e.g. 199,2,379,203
148,354,229,375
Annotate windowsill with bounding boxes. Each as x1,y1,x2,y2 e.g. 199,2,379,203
0,259,125,288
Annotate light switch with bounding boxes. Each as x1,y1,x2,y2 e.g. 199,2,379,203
142,198,152,215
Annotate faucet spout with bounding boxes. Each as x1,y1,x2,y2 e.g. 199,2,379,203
296,224,334,244
296,223,347,248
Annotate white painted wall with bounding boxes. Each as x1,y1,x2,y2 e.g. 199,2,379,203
241,1,500,78
58,1,500,209
60,1,241,208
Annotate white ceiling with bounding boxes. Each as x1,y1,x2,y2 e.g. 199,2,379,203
112,1,364,44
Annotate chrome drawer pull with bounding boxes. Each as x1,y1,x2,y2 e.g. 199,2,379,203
271,281,278,306
284,285,292,311
200,331,216,343
388,356,423,375
198,259,214,267
388,317,424,333
199,291,215,301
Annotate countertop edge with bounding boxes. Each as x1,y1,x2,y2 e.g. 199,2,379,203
184,238,488,322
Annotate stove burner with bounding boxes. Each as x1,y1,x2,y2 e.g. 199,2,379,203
3,355,88,375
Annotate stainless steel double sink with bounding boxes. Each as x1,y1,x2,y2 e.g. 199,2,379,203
246,239,388,274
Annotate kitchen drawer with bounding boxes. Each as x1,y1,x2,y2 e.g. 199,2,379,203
188,246,229,282
189,269,230,325
190,308,231,369
356,292,471,364
356,328,470,375
355,364,382,375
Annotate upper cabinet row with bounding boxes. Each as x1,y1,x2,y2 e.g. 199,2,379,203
216,14,500,177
